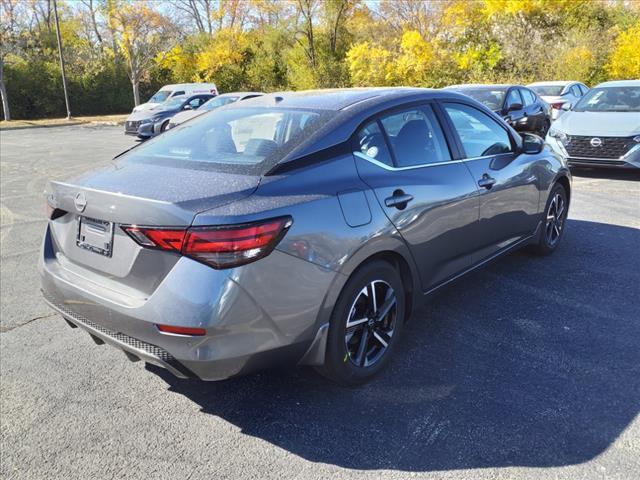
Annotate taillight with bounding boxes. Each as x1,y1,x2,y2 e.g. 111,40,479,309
122,216,292,269
156,324,206,336
550,102,565,109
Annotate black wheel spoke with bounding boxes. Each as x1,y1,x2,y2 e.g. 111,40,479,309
354,328,370,367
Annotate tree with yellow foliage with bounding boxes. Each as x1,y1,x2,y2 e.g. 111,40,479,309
606,22,640,80
107,0,176,105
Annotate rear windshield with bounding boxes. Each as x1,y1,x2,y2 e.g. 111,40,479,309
124,107,327,174
530,85,565,96
573,87,640,112
148,90,172,103
456,89,506,110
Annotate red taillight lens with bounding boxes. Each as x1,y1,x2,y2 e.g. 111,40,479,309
550,102,565,109
183,217,292,268
122,216,292,269
156,324,206,336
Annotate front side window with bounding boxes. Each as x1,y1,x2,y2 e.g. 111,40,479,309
379,106,451,167
573,86,640,112
355,121,393,166
505,89,522,109
443,103,513,158
125,107,327,173
571,85,582,97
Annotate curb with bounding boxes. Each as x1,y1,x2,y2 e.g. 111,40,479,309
0,120,126,132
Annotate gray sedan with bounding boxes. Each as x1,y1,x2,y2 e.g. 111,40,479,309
41,88,571,385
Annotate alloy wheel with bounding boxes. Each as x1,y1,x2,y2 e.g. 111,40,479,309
545,192,565,246
344,280,397,368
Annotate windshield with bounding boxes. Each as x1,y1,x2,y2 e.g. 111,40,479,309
456,89,506,110
530,85,565,96
160,97,186,110
202,96,238,111
148,90,172,103
125,107,327,174
573,87,640,112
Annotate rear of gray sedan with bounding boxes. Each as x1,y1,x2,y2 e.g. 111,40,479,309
41,100,355,380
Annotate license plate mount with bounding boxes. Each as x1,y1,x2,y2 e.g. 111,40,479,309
76,216,114,257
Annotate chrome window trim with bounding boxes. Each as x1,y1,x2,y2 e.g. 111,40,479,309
354,151,489,171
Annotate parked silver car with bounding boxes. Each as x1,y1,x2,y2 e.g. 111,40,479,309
546,80,640,169
167,92,264,130
41,88,571,385
528,81,589,120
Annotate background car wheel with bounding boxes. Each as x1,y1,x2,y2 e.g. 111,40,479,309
160,121,169,133
319,260,405,386
540,120,551,137
530,183,568,255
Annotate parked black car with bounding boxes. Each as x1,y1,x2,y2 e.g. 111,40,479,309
124,93,216,139
444,84,552,137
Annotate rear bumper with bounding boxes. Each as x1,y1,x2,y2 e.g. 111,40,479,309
40,224,336,380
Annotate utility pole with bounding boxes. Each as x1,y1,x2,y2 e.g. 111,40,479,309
53,0,71,119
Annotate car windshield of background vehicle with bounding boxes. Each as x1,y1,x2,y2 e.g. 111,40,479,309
148,90,172,103
458,89,506,110
573,87,640,112
202,97,239,111
160,96,187,111
126,107,328,174
530,85,565,96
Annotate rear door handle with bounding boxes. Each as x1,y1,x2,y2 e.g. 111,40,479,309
478,175,496,189
385,191,414,209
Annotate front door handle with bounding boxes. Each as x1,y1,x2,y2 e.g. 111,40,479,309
385,190,414,209
478,174,496,189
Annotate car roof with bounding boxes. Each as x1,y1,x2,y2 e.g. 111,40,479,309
445,84,523,90
243,88,439,111
595,80,640,88
217,92,264,99
527,81,577,86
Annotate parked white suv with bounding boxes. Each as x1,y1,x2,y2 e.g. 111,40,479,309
528,81,589,120
132,83,218,113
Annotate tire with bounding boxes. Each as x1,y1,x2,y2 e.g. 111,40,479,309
530,183,568,255
540,119,551,137
319,260,405,386
160,121,169,133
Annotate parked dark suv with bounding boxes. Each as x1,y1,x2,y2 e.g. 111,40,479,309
444,84,552,137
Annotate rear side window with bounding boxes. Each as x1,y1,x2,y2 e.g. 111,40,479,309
355,121,393,167
173,91,185,97
520,89,536,106
379,106,451,167
443,103,513,158
579,84,589,95
571,85,582,97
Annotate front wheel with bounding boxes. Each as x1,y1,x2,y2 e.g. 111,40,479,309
530,183,568,255
319,260,405,386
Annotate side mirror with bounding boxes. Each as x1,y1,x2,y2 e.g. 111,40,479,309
561,102,571,111
508,103,523,112
183,104,192,111
522,133,544,154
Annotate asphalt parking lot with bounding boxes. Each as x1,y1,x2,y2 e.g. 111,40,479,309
1,125,639,480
